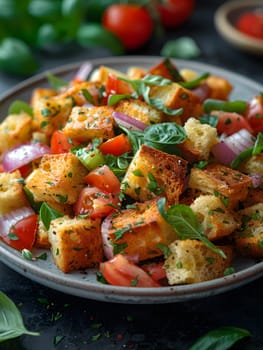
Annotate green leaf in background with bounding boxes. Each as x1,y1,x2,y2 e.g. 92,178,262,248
0,291,40,342
28,0,61,20
77,23,124,55
189,326,251,350
161,36,201,59
8,100,33,117
0,38,39,76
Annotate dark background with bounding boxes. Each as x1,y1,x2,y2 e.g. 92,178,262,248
1,1,263,349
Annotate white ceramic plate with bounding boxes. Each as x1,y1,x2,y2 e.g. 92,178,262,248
1,56,263,304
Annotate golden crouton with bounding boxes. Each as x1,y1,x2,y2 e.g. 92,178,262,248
242,187,263,207
205,75,233,100
149,82,203,124
0,113,32,154
164,239,233,285
115,98,162,125
126,66,146,79
238,152,263,177
25,153,88,205
30,88,57,108
59,81,102,106
121,144,188,204
48,216,103,273
0,170,29,215
190,195,240,241
235,203,263,258
32,95,73,136
90,65,129,84
62,105,115,142
36,220,50,249
107,198,176,262
188,164,252,209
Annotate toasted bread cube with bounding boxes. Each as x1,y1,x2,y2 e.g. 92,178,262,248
149,82,203,124
235,203,263,258
48,216,103,273
205,75,233,100
164,239,233,285
183,117,219,160
115,99,162,124
122,144,188,204
108,198,176,262
63,106,115,142
0,113,32,154
30,88,57,108
0,171,29,215
59,81,102,106
239,152,263,176
188,164,252,209
243,187,263,207
126,66,146,79
190,195,239,241
90,65,129,84
36,220,50,249
25,153,88,204
32,96,73,135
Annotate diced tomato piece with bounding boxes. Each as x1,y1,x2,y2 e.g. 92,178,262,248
84,165,121,194
100,254,161,287
246,95,263,134
50,130,79,154
99,134,132,156
5,214,38,251
74,186,120,219
212,110,253,136
0,164,4,172
141,262,167,282
18,163,32,178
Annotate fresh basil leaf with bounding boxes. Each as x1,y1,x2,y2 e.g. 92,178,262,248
180,72,210,89
142,74,172,86
199,114,219,127
108,94,132,106
105,153,131,179
189,326,251,350
39,202,63,230
252,132,263,156
158,197,226,258
46,72,68,90
144,122,187,146
8,100,33,117
0,291,39,342
119,126,144,154
161,37,201,59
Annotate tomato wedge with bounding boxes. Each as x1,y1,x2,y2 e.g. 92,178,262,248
84,165,121,194
5,214,38,251
212,110,253,136
100,254,161,287
99,134,132,156
141,262,167,282
50,130,79,154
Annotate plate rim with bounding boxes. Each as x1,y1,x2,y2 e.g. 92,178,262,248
1,55,263,303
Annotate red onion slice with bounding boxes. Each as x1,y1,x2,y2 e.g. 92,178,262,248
73,62,93,82
101,215,114,260
250,173,262,188
211,141,237,165
112,111,148,131
0,206,35,238
222,129,255,155
2,142,51,173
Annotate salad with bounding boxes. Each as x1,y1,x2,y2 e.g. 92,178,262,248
0,58,263,288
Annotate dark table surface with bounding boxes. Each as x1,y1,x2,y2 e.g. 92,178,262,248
1,1,263,349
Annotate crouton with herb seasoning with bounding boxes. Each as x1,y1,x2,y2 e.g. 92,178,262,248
32,95,73,136
0,112,32,154
115,98,162,125
190,195,240,241
238,152,263,177
188,164,252,209
30,87,57,107
205,75,233,100
48,216,103,273
234,203,263,258
164,239,233,285
0,170,29,215
107,198,176,262
121,144,188,204
25,152,88,205
58,81,103,106
149,82,203,124
62,105,115,143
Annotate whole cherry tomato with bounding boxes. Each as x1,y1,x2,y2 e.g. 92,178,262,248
156,0,195,28
102,4,154,50
236,12,263,40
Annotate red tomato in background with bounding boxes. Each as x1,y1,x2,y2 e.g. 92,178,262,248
212,110,253,136
5,214,38,251
157,0,195,28
99,134,132,156
102,4,154,49
74,186,119,218
246,95,263,134
84,165,121,194
236,12,263,40
100,254,161,287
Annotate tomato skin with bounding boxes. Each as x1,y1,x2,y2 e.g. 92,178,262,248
212,110,253,136
99,134,132,156
102,4,154,49
74,186,119,219
5,214,38,251
236,12,263,40
100,254,161,287
157,0,195,28
105,73,133,96
50,130,79,154
84,165,121,194
141,262,167,282
246,95,263,134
